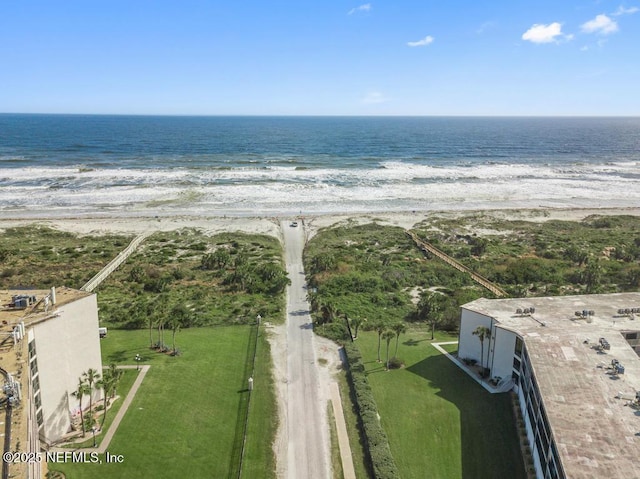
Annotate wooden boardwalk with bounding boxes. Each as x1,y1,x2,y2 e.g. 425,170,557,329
81,232,151,292
407,231,508,298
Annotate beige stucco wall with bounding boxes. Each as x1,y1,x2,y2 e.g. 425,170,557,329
32,293,103,443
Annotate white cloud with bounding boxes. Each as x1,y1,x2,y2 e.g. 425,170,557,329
362,91,388,104
581,14,618,34
348,4,371,15
476,21,496,34
407,35,434,47
521,22,565,44
612,5,639,16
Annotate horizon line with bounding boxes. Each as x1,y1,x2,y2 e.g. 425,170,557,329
2,112,640,118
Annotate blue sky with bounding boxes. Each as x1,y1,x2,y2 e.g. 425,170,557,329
1,1,638,115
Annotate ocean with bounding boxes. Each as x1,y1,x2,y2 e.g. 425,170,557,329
1,114,639,217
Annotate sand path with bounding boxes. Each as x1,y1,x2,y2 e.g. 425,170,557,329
273,220,331,479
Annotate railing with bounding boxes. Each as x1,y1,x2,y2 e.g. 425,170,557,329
407,231,508,297
81,232,151,292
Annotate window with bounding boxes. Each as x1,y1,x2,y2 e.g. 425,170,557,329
515,336,523,357
28,340,37,359
513,357,521,371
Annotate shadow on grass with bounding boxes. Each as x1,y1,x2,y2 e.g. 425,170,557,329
106,347,150,364
406,354,526,479
403,338,428,347
228,323,258,479
365,365,386,375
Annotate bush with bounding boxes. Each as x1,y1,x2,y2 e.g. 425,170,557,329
343,342,400,479
387,357,404,369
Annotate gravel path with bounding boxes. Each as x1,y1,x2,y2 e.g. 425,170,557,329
276,220,331,479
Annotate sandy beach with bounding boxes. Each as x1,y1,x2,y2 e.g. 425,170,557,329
2,206,640,239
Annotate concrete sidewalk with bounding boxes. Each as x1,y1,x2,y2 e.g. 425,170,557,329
50,364,150,453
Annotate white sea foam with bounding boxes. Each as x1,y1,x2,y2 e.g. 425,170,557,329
1,161,639,216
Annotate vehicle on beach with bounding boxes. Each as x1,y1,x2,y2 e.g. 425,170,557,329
290,221,298,227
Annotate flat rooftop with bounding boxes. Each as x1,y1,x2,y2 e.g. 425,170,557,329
0,287,91,329
464,292,640,479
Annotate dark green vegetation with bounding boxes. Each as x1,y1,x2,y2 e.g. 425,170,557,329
52,327,276,479
336,370,370,478
343,341,400,479
306,215,640,343
414,214,640,297
0,225,132,289
304,222,486,341
356,330,525,479
97,229,288,331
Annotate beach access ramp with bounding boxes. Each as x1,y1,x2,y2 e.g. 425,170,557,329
81,232,151,292
407,230,508,297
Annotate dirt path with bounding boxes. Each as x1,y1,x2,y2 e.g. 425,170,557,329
272,220,331,479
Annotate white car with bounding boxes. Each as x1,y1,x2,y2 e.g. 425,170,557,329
290,221,298,227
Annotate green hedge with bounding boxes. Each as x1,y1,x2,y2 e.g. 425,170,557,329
343,342,400,479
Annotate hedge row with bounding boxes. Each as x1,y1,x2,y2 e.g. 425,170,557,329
343,341,400,479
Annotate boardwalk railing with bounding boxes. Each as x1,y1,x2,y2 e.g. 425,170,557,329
407,231,508,297
81,232,152,292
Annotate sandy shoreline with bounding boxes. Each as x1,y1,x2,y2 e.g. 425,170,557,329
2,206,640,239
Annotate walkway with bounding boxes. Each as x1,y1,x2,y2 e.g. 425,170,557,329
51,364,150,453
96,365,150,452
280,221,330,479
330,382,356,479
81,232,151,292
407,231,508,297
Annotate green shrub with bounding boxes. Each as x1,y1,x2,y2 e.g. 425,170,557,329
343,342,400,479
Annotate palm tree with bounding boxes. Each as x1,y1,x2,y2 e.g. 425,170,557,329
343,313,354,341
350,317,366,340
584,258,602,293
418,292,446,340
427,307,444,340
472,325,491,379
382,330,396,370
148,309,154,348
107,363,123,399
169,315,181,355
82,368,101,416
71,378,89,437
392,322,407,358
374,321,386,362
95,376,108,431
96,366,119,430
320,301,337,324
156,315,166,350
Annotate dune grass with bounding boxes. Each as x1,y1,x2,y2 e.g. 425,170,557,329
353,329,525,479
51,326,276,479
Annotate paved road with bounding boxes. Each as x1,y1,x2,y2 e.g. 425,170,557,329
281,221,330,479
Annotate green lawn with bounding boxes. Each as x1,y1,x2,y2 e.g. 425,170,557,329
240,330,277,479
51,327,276,479
354,330,525,479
